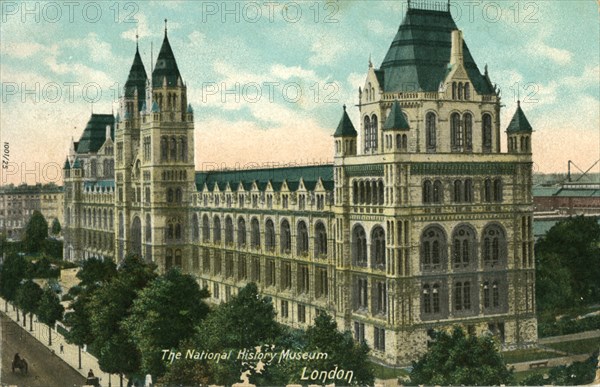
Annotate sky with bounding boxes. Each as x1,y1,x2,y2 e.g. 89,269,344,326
1,0,599,186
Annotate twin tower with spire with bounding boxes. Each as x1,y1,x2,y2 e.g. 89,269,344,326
114,22,196,263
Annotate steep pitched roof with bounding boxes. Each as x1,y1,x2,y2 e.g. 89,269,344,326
152,28,182,88
195,165,334,193
63,158,71,170
506,101,533,133
124,45,148,107
333,105,357,137
76,114,115,154
380,8,494,94
383,100,410,130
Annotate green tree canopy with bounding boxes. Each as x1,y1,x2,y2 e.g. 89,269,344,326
536,216,600,305
23,210,48,253
76,257,117,288
15,279,44,330
51,218,61,235
37,285,64,345
0,253,28,303
409,327,514,386
124,268,210,378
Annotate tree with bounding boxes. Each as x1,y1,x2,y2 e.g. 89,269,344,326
124,268,210,378
50,218,61,235
535,252,574,319
88,255,156,384
23,210,48,253
37,285,64,345
15,279,43,331
409,327,514,386
299,313,374,386
0,253,28,311
536,216,600,305
76,257,117,287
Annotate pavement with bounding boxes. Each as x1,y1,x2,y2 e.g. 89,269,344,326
0,297,127,387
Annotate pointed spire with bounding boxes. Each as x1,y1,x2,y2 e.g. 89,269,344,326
369,54,373,68
334,105,357,137
152,21,182,88
383,100,410,130
506,102,533,133
124,40,148,104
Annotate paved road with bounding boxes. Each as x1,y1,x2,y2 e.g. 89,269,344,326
1,313,87,387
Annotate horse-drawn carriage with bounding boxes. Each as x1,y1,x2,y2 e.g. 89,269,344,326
12,353,28,374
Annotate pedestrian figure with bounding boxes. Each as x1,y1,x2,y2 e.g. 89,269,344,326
60,343,64,354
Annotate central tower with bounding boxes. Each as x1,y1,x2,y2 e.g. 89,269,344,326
115,23,196,270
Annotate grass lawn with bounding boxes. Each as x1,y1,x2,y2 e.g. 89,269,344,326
370,361,410,380
502,348,562,364
545,337,600,355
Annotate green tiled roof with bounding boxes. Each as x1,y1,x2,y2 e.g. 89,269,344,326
195,165,334,192
333,105,357,137
383,100,410,130
533,186,559,197
506,102,533,133
76,114,115,154
63,158,71,170
152,30,182,88
124,46,148,108
380,8,494,94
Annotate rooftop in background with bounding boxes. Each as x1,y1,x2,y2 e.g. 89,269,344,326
0,184,64,194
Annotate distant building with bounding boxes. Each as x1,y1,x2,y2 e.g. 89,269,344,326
534,182,600,215
0,184,64,239
63,1,537,365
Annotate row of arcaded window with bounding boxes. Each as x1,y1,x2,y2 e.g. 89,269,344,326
423,178,503,204
351,225,386,269
421,223,506,271
160,136,187,162
422,278,504,318
82,207,114,231
425,112,493,153
352,180,384,205
193,214,328,258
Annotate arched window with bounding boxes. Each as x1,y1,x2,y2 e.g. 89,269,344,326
109,210,113,230
90,159,97,178
175,249,182,267
483,281,490,308
493,179,503,202
464,82,470,100
225,216,234,245
118,212,124,238
423,285,431,313
280,219,291,253
433,180,443,203
265,219,275,251
453,180,463,203
484,179,492,202
422,283,442,317
464,179,473,203
131,216,142,255
175,188,183,203
175,223,182,240
213,216,221,244
145,187,150,203
202,214,210,242
371,114,378,150
463,113,473,151
251,218,260,249
371,226,386,269
482,114,492,153
103,159,110,178
192,214,199,241
458,82,463,100
167,188,174,203
421,226,446,271
297,221,308,256
452,82,457,99
145,214,151,242
452,225,477,269
170,137,177,161
352,225,367,266
165,249,173,270
455,281,471,311
492,281,500,307
315,222,327,257
364,116,371,152
237,217,246,247
482,224,506,267
426,112,436,151
423,180,432,204
179,136,187,161
451,113,462,150
161,137,168,161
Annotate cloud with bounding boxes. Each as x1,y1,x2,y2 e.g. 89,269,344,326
527,41,573,66
308,34,349,67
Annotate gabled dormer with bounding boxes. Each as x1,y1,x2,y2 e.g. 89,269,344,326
382,100,410,152
506,101,533,154
443,30,474,101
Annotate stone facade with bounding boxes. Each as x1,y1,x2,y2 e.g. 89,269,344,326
63,3,537,365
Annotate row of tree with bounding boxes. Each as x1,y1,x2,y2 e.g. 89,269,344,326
62,255,375,386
